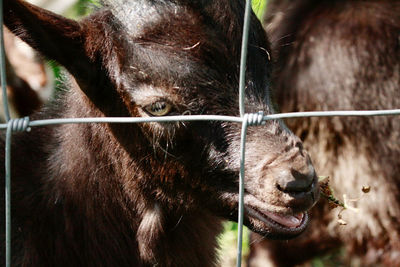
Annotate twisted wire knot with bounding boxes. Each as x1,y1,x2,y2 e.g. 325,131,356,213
245,111,265,126
7,117,31,132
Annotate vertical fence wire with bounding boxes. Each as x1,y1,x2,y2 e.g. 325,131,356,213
237,0,252,266
0,0,10,122
5,123,11,267
237,115,249,267
0,0,13,266
238,0,252,118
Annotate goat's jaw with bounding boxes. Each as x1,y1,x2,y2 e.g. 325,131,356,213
219,191,315,239
244,205,309,238
240,194,311,239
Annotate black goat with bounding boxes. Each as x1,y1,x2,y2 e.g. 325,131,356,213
1,1,319,266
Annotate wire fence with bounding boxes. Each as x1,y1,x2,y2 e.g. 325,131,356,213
1,1,400,267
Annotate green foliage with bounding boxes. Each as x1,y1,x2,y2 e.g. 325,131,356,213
218,222,250,266
252,0,267,20
66,0,101,18
47,61,62,88
46,0,101,94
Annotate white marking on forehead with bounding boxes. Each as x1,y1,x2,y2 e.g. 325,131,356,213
105,0,179,37
104,0,158,37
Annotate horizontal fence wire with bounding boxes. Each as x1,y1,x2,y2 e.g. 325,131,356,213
1,0,400,267
2,109,400,130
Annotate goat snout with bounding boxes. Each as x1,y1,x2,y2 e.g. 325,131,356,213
272,152,320,211
276,163,316,194
255,142,319,209
242,148,319,238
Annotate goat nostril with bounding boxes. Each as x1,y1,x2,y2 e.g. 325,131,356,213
276,181,313,193
276,169,316,193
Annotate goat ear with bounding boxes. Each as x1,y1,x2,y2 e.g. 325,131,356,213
4,0,90,81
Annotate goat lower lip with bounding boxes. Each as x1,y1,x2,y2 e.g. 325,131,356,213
245,206,308,236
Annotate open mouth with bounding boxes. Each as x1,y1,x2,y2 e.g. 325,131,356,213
244,205,309,237
219,186,317,239
238,192,314,238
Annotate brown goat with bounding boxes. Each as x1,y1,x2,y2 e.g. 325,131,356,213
1,1,320,266
248,0,400,266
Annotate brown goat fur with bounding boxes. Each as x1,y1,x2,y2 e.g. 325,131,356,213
248,0,400,266
0,0,321,266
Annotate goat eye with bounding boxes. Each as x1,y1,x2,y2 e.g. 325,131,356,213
144,101,172,116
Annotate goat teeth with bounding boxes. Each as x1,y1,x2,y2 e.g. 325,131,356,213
294,213,304,220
